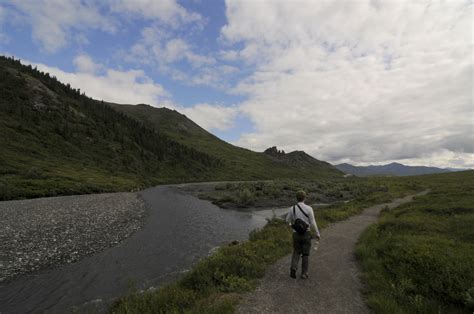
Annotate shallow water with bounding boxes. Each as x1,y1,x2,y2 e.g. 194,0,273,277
253,203,330,220
0,186,267,313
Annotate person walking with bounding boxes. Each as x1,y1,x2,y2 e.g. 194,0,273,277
286,190,320,279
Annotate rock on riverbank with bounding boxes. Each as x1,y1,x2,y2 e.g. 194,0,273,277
0,192,146,283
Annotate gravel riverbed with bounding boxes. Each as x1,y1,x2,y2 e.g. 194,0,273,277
0,192,146,283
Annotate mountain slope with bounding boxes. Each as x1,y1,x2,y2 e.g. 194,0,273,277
335,162,458,176
263,146,336,171
0,57,222,200
108,105,343,179
108,103,250,161
0,56,342,200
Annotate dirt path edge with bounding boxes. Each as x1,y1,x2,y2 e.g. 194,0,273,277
236,191,429,314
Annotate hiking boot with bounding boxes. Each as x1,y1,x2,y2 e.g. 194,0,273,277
300,273,308,279
290,269,297,279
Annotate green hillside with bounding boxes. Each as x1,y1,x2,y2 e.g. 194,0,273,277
0,57,223,200
0,56,342,200
109,104,341,179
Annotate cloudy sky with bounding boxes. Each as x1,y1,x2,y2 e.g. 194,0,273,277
1,0,472,168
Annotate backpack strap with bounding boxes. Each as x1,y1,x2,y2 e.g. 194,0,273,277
296,204,309,218
296,204,310,225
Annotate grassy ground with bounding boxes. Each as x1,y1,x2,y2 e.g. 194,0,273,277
356,171,474,313
110,176,423,313
314,176,423,229
192,177,419,210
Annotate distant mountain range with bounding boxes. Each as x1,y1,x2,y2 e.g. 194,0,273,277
335,162,465,177
0,56,342,200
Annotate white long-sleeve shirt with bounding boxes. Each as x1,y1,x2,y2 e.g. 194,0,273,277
286,202,320,237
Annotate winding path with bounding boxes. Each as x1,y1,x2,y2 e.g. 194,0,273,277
237,191,429,314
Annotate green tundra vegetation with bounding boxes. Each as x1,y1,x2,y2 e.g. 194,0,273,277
110,174,433,313
356,170,474,313
0,56,341,201
194,177,423,210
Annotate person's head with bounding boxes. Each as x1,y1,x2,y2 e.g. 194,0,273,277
296,190,306,202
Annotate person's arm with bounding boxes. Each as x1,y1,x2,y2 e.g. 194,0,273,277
286,206,293,224
309,208,320,239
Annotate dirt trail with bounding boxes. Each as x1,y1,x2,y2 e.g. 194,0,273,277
237,191,429,314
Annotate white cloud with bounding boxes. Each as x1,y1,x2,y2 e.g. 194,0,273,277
110,0,201,26
29,55,170,105
218,50,238,61
131,27,216,68
158,38,215,67
73,54,101,74
8,0,115,53
75,33,90,46
4,0,201,53
180,103,239,131
223,0,473,168
126,26,234,88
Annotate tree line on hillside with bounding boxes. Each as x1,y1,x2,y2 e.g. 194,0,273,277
0,56,222,197
1,56,90,101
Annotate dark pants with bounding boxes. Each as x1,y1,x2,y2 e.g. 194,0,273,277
291,231,312,275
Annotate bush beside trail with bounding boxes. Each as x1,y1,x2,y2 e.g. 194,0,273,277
356,171,474,313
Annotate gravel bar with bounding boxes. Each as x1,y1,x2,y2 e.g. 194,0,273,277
0,192,146,283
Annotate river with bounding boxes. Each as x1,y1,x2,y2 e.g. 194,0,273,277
0,186,270,313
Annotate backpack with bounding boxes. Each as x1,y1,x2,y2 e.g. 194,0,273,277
291,204,309,234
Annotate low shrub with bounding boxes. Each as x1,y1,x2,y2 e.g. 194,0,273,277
236,188,255,206
356,171,474,313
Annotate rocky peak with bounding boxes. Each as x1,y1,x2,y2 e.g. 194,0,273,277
264,146,286,156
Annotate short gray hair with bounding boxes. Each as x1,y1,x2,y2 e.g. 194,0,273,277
296,190,306,202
